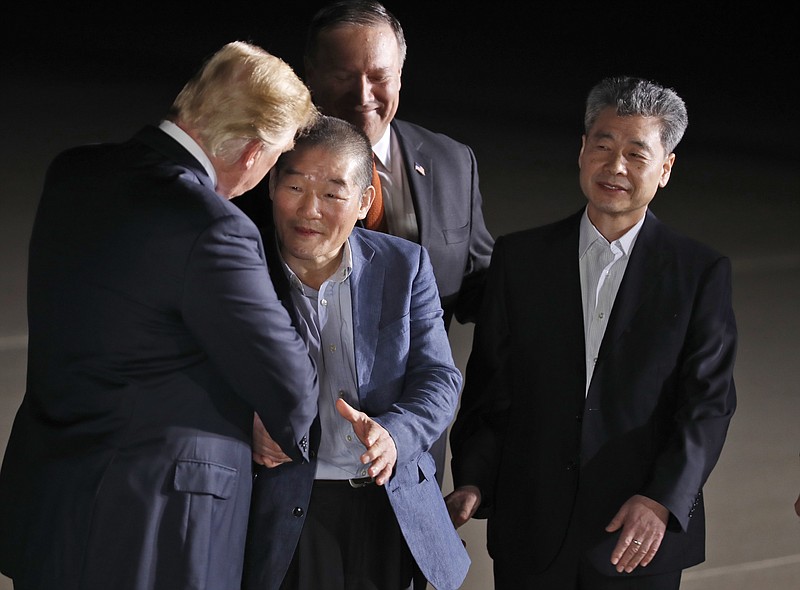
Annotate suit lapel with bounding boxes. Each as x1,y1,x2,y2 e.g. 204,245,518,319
597,210,670,362
349,232,383,392
392,121,433,242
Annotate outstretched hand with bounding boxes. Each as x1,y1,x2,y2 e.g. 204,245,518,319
336,398,397,486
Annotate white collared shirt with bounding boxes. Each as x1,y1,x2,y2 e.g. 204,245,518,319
372,126,418,241
158,120,218,188
578,208,645,394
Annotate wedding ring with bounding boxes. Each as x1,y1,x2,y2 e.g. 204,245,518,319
632,539,643,546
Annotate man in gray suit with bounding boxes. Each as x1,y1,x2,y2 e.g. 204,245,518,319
0,42,319,590
242,115,469,590
303,0,496,498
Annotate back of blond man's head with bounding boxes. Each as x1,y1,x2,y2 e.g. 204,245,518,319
170,41,318,162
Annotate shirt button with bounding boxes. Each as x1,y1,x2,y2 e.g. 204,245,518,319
346,435,353,442
329,344,337,353
320,299,328,306
338,390,346,398
360,469,367,476
598,312,605,319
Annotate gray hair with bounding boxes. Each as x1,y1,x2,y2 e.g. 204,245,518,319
584,76,688,154
274,116,374,191
305,0,407,66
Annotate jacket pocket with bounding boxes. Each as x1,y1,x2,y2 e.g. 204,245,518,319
173,459,238,499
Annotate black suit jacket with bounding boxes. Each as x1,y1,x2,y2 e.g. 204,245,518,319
0,126,318,590
450,208,737,578
234,118,494,330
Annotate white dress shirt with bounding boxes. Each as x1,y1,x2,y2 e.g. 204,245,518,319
578,208,645,394
373,126,419,241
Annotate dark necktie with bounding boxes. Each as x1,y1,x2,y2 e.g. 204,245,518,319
365,158,388,232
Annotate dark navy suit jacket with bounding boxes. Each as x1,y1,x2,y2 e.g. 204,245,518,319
0,126,318,590
450,209,737,579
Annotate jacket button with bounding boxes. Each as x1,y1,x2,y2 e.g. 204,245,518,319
566,461,578,471
292,507,304,518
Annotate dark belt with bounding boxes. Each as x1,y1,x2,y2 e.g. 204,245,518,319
348,476,375,488
315,477,375,488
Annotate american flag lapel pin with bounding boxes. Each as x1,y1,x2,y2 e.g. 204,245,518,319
414,162,426,176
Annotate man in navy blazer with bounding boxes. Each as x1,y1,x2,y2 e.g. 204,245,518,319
447,77,737,589
242,116,469,590
0,42,319,590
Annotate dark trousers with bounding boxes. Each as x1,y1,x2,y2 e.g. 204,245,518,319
280,480,414,590
494,555,682,589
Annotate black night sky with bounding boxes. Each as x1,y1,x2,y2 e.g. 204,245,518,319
5,2,795,164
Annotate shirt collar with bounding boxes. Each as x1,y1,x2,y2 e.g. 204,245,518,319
158,120,218,188
579,207,646,259
282,238,354,295
372,125,392,170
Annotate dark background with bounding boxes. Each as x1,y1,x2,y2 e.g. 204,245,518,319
2,5,799,589
5,2,795,161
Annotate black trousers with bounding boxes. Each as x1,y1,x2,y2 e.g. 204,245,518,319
280,480,414,590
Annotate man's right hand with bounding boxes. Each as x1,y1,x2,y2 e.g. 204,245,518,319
252,413,292,467
445,485,482,529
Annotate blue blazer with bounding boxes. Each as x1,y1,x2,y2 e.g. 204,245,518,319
243,228,471,590
0,126,318,590
450,209,737,579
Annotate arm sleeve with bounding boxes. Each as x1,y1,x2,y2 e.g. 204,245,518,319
182,214,318,461
643,255,738,531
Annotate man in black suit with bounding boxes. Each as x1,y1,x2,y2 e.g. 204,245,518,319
447,76,737,589
0,42,319,590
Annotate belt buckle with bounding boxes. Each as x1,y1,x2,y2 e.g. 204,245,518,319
348,476,374,488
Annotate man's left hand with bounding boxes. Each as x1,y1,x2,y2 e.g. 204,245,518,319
606,494,669,573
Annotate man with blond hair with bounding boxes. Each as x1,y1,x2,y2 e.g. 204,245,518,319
0,41,319,590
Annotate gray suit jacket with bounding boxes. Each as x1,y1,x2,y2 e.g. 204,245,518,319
391,119,494,328
243,228,470,590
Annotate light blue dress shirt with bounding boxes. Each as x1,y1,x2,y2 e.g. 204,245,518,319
279,239,369,479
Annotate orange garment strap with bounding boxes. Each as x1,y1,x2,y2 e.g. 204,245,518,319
364,158,388,232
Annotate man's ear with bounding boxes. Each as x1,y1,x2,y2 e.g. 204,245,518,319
358,186,375,220
659,153,676,188
242,140,264,170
